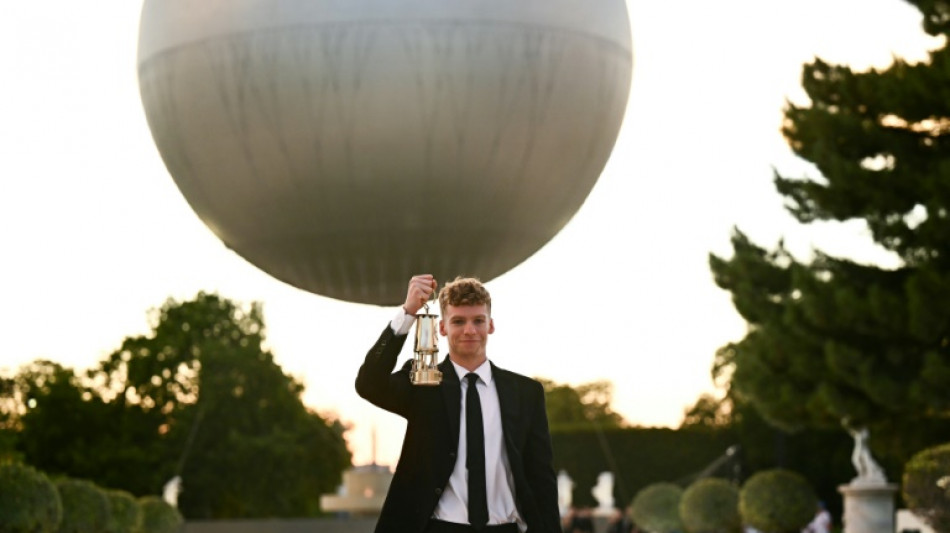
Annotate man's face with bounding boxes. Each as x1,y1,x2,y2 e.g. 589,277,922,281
439,303,494,362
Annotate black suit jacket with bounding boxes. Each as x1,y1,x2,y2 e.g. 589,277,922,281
356,325,561,533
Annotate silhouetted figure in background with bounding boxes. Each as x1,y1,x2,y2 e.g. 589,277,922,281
564,506,594,533
606,506,634,533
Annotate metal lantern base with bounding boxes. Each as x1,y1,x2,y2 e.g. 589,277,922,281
410,368,443,386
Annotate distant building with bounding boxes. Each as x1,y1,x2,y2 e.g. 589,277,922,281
321,464,393,517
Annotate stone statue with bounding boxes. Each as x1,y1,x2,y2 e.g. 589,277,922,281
591,472,615,512
163,475,182,507
557,470,574,517
846,426,887,485
938,475,950,496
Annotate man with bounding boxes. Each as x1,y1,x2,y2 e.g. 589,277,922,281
356,274,560,533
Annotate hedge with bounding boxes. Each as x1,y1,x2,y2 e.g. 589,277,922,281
0,462,62,533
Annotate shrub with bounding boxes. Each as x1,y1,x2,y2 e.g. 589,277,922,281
139,496,183,533
631,482,684,533
0,462,62,533
739,469,815,533
105,489,142,533
679,477,741,533
55,478,111,533
903,442,950,533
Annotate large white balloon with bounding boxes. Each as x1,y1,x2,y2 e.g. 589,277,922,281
138,0,632,305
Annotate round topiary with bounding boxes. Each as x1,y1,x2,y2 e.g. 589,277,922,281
631,482,685,533
55,478,111,533
903,442,950,533
0,462,62,533
739,469,815,533
679,477,741,533
105,489,143,533
138,496,183,533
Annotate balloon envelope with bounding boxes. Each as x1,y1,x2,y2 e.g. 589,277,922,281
138,0,633,305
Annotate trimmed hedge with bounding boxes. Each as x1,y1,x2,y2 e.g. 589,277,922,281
105,489,142,533
0,462,62,533
902,442,950,533
552,426,735,507
630,482,684,533
739,469,815,533
679,477,740,533
55,478,111,533
139,496,183,533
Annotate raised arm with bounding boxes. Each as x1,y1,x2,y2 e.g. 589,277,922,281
354,275,438,416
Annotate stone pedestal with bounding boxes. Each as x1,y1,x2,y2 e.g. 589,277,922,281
838,482,898,533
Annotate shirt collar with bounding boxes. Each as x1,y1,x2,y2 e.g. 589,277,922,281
451,359,492,386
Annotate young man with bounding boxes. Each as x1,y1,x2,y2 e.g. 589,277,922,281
356,274,560,533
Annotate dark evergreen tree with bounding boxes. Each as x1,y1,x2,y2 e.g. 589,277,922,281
709,0,950,466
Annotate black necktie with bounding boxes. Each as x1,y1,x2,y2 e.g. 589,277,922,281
465,373,488,530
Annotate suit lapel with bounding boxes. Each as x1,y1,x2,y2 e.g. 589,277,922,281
439,356,461,446
491,362,521,449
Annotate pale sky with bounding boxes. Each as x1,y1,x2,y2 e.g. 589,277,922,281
0,1,941,468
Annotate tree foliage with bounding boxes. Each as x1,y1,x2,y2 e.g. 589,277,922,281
7,360,166,494
3,293,351,518
708,1,950,441
539,378,625,430
680,393,734,430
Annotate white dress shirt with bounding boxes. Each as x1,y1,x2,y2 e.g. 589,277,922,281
390,310,524,529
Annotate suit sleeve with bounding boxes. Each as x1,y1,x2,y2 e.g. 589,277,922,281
355,324,413,417
525,379,561,532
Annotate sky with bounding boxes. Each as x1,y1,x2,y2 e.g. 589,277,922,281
0,1,942,469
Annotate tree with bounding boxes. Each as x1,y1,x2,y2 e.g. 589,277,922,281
0,375,21,463
680,393,733,430
9,360,144,486
99,293,351,518
708,0,950,457
539,378,625,430
5,293,351,518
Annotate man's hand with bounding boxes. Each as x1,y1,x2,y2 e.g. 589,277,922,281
403,274,437,316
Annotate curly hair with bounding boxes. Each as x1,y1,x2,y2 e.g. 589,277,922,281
438,276,491,315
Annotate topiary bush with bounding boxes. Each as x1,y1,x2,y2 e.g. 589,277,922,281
739,469,815,533
0,462,62,533
105,489,142,533
631,482,684,533
679,477,741,533
903,442,950,533
138,496,183,533
55,478,111,533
